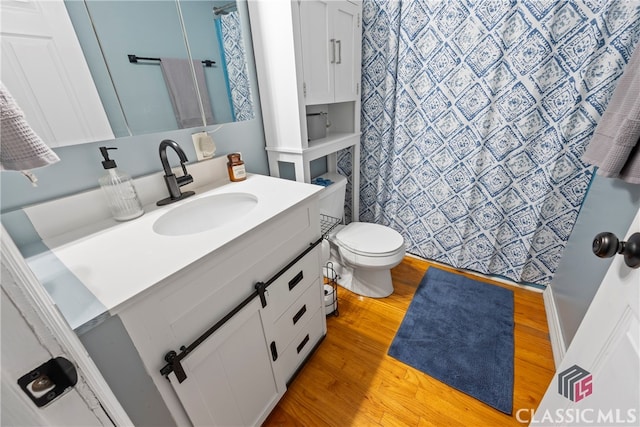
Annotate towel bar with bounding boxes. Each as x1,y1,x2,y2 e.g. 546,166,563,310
128,54,215,67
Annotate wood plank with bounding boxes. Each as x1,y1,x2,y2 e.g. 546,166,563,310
263,257,555,426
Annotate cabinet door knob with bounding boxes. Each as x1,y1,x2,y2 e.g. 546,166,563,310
336,40,341,64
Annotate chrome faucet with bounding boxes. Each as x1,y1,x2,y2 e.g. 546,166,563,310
157,139,195,206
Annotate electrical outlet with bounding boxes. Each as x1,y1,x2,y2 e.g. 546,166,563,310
192,132,216,161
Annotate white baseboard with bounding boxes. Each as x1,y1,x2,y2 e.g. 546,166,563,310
404,253,543,292
543,286,565,368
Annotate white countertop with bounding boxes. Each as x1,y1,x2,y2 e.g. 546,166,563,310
23,174,322,330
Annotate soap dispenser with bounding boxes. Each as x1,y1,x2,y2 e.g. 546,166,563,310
98,147,144,221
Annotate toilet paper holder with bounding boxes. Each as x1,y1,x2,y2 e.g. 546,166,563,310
323,262,339,316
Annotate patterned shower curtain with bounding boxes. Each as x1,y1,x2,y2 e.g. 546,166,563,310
348,0,640,286
218,11,254,121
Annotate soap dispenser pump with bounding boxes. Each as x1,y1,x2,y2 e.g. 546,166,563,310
98,147,144,221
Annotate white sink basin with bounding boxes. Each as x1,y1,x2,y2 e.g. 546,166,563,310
153,193,258,236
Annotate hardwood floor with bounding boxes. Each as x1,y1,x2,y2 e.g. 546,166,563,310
263,256,556,427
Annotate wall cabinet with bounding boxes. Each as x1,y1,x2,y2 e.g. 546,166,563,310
117,198,325,426
299,0,360,105
249,0,362,220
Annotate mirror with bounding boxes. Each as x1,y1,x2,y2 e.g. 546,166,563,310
67,0,255,138
181,0,256,122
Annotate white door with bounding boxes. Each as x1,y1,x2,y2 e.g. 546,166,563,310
1,229,132,426
1,287,106,426
0,0,113,147
532,209,640,425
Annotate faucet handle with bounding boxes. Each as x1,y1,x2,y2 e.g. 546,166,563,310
176,174,193,187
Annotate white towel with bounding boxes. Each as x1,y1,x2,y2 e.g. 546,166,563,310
0,83,60,184
160,58,215,128
582,44,640,184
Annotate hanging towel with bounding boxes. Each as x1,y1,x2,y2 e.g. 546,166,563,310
582,45,640,184
160,58,215,129
1,82,60,184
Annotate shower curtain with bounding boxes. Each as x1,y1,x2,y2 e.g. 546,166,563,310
217,10,254,121
346,0,640,286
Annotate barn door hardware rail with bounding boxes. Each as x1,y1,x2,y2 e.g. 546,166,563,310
160,238,323,383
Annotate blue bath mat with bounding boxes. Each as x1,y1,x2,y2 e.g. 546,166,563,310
388,267,514,414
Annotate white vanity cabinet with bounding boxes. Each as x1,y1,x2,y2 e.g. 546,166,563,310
116,196,325,426
16,168,326,426
299,0,361,105
249,0,362,220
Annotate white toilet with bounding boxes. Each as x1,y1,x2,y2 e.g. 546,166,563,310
318,172,405,298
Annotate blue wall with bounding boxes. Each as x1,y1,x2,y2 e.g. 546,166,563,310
551,175,640,346
0,119,268,214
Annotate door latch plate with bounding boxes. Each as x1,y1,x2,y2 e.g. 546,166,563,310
17,357,78,408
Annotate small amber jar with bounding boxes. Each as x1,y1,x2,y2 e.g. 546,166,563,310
227,153,246,182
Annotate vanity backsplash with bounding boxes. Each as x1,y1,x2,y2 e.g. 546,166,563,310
5,156,229,245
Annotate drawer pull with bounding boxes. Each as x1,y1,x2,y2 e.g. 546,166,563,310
270,341,278,361
296,334,310,354
292,305,307,325
288,271,304,291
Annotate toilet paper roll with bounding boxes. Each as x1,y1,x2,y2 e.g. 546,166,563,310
324,284,336,315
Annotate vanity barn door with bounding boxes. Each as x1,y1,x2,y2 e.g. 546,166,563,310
167,298,281,426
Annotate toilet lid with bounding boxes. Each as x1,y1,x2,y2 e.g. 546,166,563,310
335,222,404,256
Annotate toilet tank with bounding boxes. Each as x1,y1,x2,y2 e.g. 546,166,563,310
317,172,347,220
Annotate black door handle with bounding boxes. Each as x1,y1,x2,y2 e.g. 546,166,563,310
592,232,640,269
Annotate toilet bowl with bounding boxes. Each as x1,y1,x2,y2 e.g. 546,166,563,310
328,222,405,297
317,172,406,298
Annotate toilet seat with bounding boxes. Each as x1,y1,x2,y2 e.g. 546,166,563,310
335,222,404,257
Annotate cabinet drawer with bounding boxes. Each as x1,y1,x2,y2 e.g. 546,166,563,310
270,278,322,350
266,246,320,321
274,308,325,384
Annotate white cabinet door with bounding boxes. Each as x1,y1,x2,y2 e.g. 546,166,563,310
168,298,281,427
299,0,333,105
333,1,360,103
299,0,360,105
